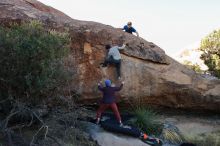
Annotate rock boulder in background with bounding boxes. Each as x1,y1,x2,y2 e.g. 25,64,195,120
0,0,219,112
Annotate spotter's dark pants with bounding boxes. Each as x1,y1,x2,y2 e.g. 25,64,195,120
96,103,122,122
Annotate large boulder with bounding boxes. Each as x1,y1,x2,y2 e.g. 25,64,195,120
0,0,220,112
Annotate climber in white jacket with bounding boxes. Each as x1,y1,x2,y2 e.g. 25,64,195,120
100,44,127,80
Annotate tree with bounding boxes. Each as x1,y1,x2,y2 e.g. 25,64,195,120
200,29,220,78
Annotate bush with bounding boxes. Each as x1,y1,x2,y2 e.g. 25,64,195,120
200,29,220,78
162,123,185,144
0,21,70,103
130,107,162,135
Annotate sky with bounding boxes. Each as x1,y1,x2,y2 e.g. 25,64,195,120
38,0,220,57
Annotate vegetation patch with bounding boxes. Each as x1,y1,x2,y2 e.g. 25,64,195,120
0,21,98,146
0,20,70,104
200,29,220,78
185,131,220,146
128,107,162,136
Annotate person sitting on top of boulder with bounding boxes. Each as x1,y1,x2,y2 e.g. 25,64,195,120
100,43,127,80
122,21,139,37
96,79,124,126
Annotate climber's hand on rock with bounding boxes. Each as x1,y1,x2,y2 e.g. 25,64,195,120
98,81,102,86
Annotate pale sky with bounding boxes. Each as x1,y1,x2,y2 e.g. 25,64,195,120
38,0,220,57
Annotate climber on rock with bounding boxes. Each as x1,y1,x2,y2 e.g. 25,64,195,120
96,79,124,126
122,21,139,37
100,43,127,80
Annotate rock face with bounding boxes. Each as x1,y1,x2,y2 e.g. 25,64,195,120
0,0,220,112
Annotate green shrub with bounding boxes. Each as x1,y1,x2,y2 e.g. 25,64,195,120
0,21,70,103
130,107,162,135
200,29,220,78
